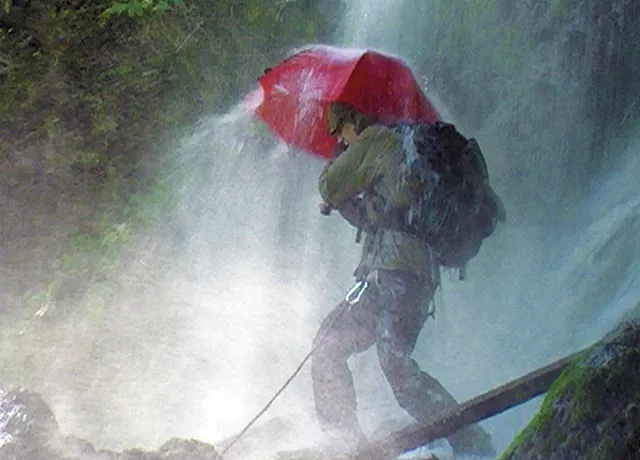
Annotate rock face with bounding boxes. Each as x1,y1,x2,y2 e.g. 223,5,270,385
0,387,221,460
500,318,640,460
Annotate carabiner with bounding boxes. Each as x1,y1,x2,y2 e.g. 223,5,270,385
345,280,369,305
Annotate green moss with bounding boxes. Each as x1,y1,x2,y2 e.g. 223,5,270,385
499,351,591,459
500,341,640,459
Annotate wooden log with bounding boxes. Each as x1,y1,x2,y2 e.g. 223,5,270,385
358,349,587,459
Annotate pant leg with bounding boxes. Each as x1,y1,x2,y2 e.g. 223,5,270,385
374,270,460,420
311,285,379,436
374,270,494,455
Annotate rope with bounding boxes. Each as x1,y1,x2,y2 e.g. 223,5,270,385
218,300,352,459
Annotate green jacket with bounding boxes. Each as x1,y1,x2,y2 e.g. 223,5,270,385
319,125,438,283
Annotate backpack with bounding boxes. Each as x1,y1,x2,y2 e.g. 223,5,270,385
392,121,505,269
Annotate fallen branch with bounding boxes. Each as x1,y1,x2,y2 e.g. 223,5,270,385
359,349,588,459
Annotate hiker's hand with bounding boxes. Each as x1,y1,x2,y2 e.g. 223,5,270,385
319,201,332,215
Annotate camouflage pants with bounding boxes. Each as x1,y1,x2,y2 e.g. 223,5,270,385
311,269,459,436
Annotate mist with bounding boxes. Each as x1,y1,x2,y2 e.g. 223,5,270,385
2,0,639,458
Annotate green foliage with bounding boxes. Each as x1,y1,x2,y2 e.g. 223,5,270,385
2,0,345,316
1,0,344,162
102,0,185,19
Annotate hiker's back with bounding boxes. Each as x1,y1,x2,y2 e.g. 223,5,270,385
393,122,505,271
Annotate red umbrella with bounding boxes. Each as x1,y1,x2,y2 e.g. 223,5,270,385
246,45,440,159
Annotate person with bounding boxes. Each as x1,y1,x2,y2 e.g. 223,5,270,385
311,102,495,457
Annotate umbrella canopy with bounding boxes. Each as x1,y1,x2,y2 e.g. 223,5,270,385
248,45,440,158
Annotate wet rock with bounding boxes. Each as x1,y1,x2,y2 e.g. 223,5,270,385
0,386,64,459
0,386,221,460
500,317,640,459
122,438,221,460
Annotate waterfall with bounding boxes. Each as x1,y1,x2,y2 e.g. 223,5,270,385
335,0,640,454
27,1,639,457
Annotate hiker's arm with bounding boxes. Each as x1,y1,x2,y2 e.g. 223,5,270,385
318,128,378,206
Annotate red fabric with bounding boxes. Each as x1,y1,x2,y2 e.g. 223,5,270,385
249,45,440,159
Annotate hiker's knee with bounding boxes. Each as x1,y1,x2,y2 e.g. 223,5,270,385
378,347,442,393
312,330,342,362
376,310,414,367
313,303,344,347
312,312,353,362
377,341,414,383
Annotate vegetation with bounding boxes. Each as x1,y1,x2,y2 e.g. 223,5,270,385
0,0,344,324
1,0,639,452
1,0,342,173
3,0,638,321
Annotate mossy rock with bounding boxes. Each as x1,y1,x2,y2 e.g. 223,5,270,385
500,317,640,459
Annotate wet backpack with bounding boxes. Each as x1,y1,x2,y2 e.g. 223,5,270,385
392,122,505,269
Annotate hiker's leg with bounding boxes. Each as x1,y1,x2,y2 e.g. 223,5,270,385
375,270,494,456
311,280,378,437
375,270,459,417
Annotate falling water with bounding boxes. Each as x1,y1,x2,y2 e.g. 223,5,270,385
42,105,368,453
10,1,638,458
337,0,640,454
